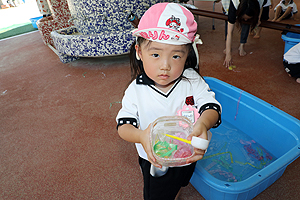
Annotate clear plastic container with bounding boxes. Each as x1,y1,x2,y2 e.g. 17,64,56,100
150,116,194,167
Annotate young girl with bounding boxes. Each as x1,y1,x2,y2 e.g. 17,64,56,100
252,0,273,39
222,0,264,68
283,42,300,83
272,0,298,22
116,3,221,200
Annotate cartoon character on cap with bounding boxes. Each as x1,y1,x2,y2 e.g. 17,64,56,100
132,2,201,45
166,15,183,32
116,3,222,199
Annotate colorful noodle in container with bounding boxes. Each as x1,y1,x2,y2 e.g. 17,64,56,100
150,116,196,167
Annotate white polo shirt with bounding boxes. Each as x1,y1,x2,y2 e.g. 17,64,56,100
116,68,221,160
284,42,300,64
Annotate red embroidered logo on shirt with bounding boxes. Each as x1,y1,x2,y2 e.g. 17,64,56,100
185,96,195,106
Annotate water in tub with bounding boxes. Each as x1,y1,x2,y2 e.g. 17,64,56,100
198,121,276,182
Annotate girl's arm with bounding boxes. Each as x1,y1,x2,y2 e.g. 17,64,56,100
118,124,162,168
258,6,264,26
186,109,219,164
224,22,234,68
278,6,293,21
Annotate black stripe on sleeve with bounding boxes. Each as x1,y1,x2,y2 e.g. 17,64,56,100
117,117,138,130
199,103,222,128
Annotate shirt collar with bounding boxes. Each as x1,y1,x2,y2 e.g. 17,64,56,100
136,72,184,86
136,73,155,85
136,72,183,98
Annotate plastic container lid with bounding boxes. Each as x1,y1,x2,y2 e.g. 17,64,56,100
150,116,195,167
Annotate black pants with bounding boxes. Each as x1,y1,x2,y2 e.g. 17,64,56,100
225,21,250,44
283,60,300,78
139,157,196,200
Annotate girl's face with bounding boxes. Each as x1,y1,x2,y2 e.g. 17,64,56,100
136,41,189,92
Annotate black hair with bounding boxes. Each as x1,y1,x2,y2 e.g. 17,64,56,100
236,0,260,32
129,37,199,83
282,0,293,4
179,0,189,3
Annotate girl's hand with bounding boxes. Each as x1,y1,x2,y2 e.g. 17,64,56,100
140,124,162,168
185,109,219,164
186,122,208,164
223,53,232,68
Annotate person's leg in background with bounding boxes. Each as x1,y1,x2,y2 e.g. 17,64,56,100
239,23,250,56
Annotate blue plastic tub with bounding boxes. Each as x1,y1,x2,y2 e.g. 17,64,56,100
190,77,300,200
29,16,43,29
281,25,300,53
